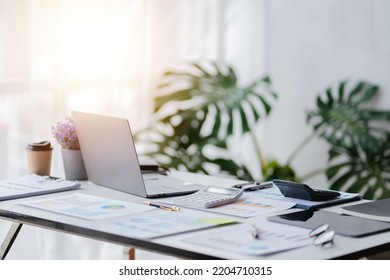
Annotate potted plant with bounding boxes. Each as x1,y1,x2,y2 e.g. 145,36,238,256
52,117,88,180
305,80,390,199
136,61,390,199
136,61,277,180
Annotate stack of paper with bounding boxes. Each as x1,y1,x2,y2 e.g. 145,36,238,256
0,174,80,201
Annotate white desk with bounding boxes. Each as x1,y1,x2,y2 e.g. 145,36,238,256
0,172,389,259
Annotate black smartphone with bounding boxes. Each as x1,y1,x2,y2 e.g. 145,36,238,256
273,179,340,201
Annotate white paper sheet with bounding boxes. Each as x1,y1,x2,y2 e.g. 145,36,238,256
155,192,295,218
20,193,151,220
88,208,238,239
184,222,312,255
203,193,296,218
0,174,80,201
252,187,360,209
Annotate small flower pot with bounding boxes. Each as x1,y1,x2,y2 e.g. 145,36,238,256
61,149,88,181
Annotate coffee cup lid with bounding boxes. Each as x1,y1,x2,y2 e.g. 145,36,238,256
26,141,53,151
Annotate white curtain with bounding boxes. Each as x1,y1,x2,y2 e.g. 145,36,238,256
0,0,262,259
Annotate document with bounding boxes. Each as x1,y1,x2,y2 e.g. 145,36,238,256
89,208,238,239
0,174,80,201
155,192,295,218
202,193,295,218
184,222,312,255
20,193,152,220
252,187,360,209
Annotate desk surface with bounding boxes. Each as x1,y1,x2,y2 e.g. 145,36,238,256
0,172,389,259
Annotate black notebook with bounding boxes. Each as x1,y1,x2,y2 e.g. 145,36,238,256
342,198,390,222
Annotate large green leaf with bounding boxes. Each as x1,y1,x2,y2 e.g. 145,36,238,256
307,80,389,147
154,62,276,138
326,133,390,199
136,61,276,179
308,80,390,199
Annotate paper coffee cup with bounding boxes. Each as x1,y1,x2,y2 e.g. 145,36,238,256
26,141,53,176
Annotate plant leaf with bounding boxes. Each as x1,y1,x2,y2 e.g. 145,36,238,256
137,60,277,180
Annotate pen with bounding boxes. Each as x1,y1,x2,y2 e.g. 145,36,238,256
232,181,273,191
143,201,180,211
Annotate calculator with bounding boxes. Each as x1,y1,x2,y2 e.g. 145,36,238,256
172,186,243,208
273,179,340,201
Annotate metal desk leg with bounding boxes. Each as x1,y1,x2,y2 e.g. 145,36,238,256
0,222,23,260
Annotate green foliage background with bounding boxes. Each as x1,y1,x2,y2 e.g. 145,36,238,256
137,61,390,199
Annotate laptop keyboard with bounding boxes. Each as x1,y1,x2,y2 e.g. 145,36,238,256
148,185,178,193
143,174,201,195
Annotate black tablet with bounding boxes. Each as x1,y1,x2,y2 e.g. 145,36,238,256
268,209,390,237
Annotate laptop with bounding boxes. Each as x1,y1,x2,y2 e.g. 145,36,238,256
72,111,202,198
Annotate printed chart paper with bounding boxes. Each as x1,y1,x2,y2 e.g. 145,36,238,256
184,222,312,255
204,193,296,218
20,193,151,220
253,187,360,209
89,208,238,239
155,192,295,218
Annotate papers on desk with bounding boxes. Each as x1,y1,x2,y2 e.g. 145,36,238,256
201,193,295,218
88,209,238,239
18,192,238,239
251,187,361,209
20,193,151,220
0,174,80,201
183,222,312,256
157,192,295,218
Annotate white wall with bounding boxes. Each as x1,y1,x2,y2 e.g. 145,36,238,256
258,0,390,187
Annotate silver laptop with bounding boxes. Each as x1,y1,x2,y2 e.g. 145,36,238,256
72,111,201,198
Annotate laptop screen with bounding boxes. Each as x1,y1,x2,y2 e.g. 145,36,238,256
72,111,147,197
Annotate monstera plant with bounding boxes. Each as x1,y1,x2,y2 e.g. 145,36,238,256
136,61,277,180
306,81,390,199
137,61,390,199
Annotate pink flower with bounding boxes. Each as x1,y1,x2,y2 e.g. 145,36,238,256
52,117,80,150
